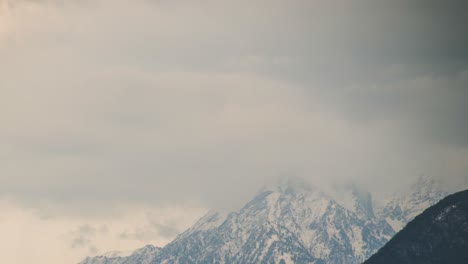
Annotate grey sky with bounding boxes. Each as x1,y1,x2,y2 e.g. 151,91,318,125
1,0,468,215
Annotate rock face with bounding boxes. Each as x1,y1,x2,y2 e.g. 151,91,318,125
80,177,448,264
363,189,468,264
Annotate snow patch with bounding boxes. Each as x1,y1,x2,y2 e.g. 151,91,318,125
386,217,404,232
436,205,457,221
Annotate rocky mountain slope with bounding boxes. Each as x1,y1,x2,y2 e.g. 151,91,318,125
79,245,161,264
378,176,448,232
80,177,447,264
148,182,391,264
363,189,468,264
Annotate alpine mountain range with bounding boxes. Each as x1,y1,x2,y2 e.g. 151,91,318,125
80,176,448,264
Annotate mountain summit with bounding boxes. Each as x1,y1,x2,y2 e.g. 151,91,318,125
80,177,447,264
378,175,448,232
147,181,390,264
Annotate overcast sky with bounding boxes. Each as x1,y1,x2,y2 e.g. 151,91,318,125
1,0,468,263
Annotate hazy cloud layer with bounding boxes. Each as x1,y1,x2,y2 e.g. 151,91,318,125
1,0,468,213
0,201,204,264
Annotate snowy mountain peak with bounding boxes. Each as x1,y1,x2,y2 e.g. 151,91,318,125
101,250,132,258
79,245,161,264
411,175,443,199
378,175,448,232
180,210,229,235
150,182,389,264
80,176,448,264
131,244,161,255
259,176,316,195
331,183,375,219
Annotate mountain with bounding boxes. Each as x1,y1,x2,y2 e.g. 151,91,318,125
363,189,468,264
79,245,161,264
80,177,447,264
149,182,391,264
378,176,448,232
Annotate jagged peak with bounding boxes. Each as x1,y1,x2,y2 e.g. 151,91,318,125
132,244,161,254
180,210,229,235
258,176,316,194
100,250,132,258
81,175,448,264
345,184,374,217
381,175,445,203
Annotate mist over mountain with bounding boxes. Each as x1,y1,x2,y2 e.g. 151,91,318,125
80,245,161,264
377,176,448,232
80,176,447,264
2,1,468,264
364,189,468,264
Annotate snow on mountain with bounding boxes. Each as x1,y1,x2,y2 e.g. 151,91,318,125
144,182,389,264
79,176,447,264
330,183,376,219
378,175,448,232
364,189,468,264
80,245,161,264
101,250,133,258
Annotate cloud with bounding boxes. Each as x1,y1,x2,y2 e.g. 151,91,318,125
118,210,191,241
119,222,180,241
327,68,468,146
0,201,204,264
0,0,467,215
66,224,107,254
1,1,468,264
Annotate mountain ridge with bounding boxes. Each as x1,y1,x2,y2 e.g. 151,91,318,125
80,176,448,264
363,189,468,264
